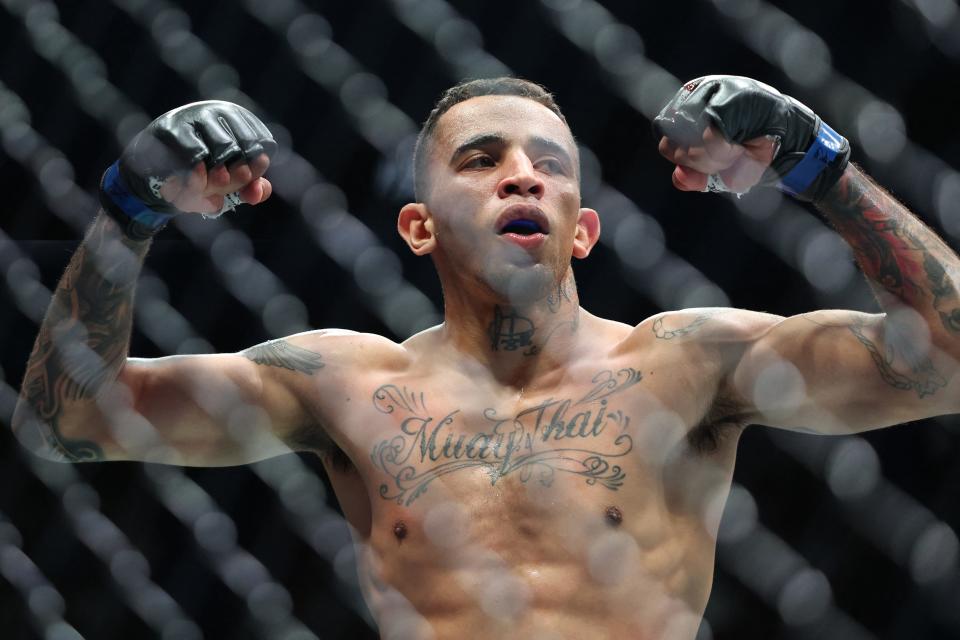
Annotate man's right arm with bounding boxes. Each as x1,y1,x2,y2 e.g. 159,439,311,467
11,100,311,465
11,216,319,466
14,213,149,462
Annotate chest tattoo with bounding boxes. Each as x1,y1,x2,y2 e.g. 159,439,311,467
369,368,642,506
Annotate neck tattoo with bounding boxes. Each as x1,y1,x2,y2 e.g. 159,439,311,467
486,280,579,357
488,306,536,352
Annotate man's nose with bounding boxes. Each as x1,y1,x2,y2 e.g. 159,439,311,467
496,153,544,199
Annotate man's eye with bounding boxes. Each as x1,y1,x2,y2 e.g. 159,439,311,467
463,155,495,168
538,158,564,174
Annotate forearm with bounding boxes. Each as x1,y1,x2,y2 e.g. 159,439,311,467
13,212,150,461
816,164,960,341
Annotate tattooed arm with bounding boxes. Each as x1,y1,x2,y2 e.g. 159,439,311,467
8,101,355,464
12,214,149,462
11,214,336,465
654,77,960,432
727,165,960,433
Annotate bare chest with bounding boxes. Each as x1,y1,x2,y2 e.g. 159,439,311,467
313,357,739,628
320,353,734,519
369,368,642,504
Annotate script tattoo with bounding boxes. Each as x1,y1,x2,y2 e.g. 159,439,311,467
526,284,580,356
545,279,573,313
370,368,642,506
242,339,325,374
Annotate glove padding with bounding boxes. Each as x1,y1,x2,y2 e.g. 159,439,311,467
100,101,276,238
653,75,850,202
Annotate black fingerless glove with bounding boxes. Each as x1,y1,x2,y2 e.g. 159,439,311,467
99,101,277,240
653,75,850,203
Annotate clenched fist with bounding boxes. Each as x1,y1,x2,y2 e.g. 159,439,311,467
653,76,849,202
100,101,276,239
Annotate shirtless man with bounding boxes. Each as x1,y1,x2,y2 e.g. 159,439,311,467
13,75,960,639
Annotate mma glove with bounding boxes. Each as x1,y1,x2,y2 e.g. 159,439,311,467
99,101,277,240
653,75,850,203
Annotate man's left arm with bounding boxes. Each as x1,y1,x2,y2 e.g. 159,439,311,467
730,164,960,433
818,163,960,339
655,75,960,433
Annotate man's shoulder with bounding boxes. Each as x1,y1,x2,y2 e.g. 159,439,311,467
634,307,784,345
268,328,411,372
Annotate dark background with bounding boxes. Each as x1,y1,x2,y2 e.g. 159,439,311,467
1,0,959,638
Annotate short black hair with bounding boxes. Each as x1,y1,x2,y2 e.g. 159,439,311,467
413,77,569,202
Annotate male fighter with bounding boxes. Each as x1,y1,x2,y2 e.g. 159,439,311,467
13,76,960,639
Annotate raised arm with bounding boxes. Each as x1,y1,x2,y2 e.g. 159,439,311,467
654,76,960,433
10,101,319,464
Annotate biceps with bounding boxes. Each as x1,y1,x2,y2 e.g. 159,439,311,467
112,354,294,465
731,311,958,434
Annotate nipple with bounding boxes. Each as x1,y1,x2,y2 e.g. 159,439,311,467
393,520,408,543
605,506,623,527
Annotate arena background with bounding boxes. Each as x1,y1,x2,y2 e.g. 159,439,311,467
1,0,959,638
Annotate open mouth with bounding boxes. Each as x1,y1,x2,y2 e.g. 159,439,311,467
499,219,546,236
495,205,550,237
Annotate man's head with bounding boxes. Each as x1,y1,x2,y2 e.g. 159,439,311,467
399,77,600,306
413,78,572,202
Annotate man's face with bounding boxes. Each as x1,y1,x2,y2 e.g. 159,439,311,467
416,95,595,305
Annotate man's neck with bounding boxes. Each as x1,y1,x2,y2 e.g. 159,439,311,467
439,270,583,388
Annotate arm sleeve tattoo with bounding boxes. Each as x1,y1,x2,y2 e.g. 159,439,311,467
816,165,960,395
14,214,150,461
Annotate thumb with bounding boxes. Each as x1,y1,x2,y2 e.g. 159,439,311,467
672,165,708,192
239,177,272,205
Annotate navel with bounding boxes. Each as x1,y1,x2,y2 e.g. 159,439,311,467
605,506,623,526
393,520,408,543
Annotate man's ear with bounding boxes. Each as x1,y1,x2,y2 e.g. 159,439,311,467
397,203,437,256
572,208,600,259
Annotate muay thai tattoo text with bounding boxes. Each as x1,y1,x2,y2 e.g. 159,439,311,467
370,368,642,506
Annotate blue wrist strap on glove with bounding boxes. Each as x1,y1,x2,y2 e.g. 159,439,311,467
778,121,847,199
99,161,175,240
